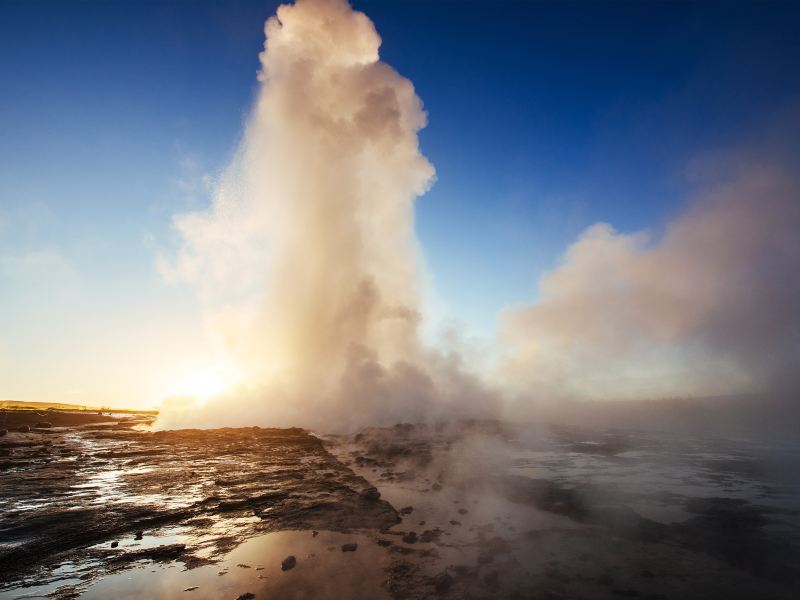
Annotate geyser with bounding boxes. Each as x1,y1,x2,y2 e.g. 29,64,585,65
157,0,491,429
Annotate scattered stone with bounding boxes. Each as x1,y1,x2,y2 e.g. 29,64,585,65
458,508,468,515
449,520,461,526
360,487,381,501
134,530,144,540
281,555,296,571
419,529,442,543
377,539,392,547
399,506,414,515
184,587,198,592
111,541,119,548
341,543,358,552
312,530,319,537
237,563,251,568
235,594,255,600
35,422,53,428
402,531,418,544
17,425,30,433
432,571,454,593
256,567,265,571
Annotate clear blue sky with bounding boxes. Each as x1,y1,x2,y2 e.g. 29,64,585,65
2,0,799,406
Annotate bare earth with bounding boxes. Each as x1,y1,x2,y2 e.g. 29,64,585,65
1,411,798,599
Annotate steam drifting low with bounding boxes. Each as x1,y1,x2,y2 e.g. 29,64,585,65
500,160,800,404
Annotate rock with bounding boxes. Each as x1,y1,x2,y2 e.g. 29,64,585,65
235,594,255,600
35,422,53,428
281,555,296,571
402,531,418,544
419,529,441,543
341,543,358,552
184,587,198,591
111,541,119,548
237,563,251,568
17,425,30,433
449,520,461,526
112,544,185,562
432,482,442,491
399,506,414,515
377,539,392,547
458,508,468,515
312,530,319,537
432,571,453,593
360,487,381,501
134,530,144,540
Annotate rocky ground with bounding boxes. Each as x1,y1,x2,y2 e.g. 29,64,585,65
1,411,798,599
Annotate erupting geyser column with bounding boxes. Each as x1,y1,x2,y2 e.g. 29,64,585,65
159,0,437,428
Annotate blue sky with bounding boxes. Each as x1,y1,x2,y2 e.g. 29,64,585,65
1,0,799,406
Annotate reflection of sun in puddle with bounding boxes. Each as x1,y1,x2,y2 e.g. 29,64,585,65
79,530,391,600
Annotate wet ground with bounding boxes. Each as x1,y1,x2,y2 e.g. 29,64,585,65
1,412,799,599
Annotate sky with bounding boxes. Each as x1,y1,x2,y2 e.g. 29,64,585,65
1,0,799,409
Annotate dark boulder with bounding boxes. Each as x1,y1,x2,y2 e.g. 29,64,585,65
360,487,381,501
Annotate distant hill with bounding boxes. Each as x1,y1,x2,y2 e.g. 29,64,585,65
0,399,158,415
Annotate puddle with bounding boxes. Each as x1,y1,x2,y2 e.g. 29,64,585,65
79,530,390,600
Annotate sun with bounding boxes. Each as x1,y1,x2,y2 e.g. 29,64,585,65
170,366,239,403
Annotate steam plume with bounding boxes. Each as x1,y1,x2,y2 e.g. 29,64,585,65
157,0,492,429
500,160,800,404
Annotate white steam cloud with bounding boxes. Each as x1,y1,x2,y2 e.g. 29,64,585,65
157,0,493,429
500,161,800,404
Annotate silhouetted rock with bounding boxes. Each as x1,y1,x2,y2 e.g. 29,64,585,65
360,487,381,501
35,422,52,428
281,555,296,571
17,425,30,433
432,571,453,593
402,531,417,544
341,543,358,552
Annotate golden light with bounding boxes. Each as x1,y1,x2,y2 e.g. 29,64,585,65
169,366,240,404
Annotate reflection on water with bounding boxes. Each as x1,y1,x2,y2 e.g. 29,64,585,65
80,530,390,600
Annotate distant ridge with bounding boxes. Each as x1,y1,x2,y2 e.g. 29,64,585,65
0,399,157,415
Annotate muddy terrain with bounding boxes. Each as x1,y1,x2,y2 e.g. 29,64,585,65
1,412,799,599
0,411,397,599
